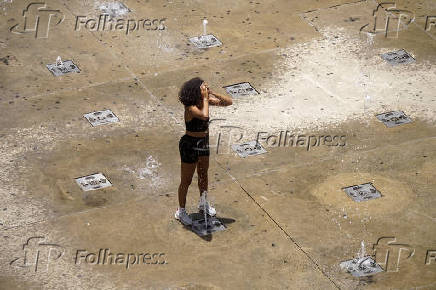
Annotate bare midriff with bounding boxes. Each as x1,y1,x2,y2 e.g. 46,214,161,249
186,130,208,137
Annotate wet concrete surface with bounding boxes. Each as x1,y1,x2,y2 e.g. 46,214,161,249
1,0,435,289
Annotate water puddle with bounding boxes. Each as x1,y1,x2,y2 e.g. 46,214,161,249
138,155,160,179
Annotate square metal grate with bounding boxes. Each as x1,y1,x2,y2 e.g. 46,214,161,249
83,109,119,127
340,256,384,277
381,49,415,65
231,141,267,158
46,60,80,76
376,111,412,128
75,173,112,191
223,82,259,98
342,182,381,202
189,34,222,49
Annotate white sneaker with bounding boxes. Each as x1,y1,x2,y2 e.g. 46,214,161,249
174,208,192,226
198,193,216,216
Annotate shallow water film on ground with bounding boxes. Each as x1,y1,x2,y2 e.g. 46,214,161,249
1,0,436,289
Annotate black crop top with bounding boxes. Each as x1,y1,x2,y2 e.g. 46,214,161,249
186,117,209,132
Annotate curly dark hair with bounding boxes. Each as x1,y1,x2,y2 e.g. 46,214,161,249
179,77,204,106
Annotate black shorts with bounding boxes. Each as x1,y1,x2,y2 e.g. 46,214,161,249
179,134,210,163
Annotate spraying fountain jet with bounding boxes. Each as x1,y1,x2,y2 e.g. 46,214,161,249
199,19,208,41
339,239,383,276
203,19,208,36
358,240,366,259
200,191,208,234
189,18,222,49
364,95,371,113
56,56,64,68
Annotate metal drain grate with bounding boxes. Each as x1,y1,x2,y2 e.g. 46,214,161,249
342,182,381,202
376,111,412,128
340,256,384,277
191,216,226,236
46,60,80,76
231,141,267,158
75,173,112,191
223,82,259,98
381,49,415,65
189,34,222,49
83,109,119,127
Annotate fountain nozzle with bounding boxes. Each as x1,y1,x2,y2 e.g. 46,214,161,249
202,19,208,36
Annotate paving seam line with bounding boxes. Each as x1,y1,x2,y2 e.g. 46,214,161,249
215,158,341,289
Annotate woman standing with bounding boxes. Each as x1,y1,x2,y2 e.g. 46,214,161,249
175,77,233,225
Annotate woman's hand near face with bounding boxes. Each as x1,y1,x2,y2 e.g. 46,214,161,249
200,83,209,100
207,87,233,106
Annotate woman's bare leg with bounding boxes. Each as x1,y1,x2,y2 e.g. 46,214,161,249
178,161,197,208
197,156,209,196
